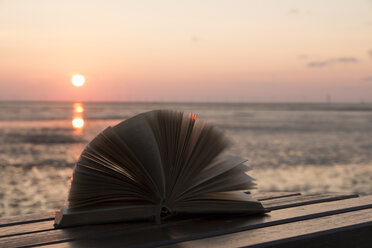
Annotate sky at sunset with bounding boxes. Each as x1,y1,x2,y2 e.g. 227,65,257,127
0,0,371,102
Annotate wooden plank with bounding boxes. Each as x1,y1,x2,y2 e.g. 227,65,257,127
48,195,372,248
0,221,53,239
168,208,372,248
0,192,299,238
0,220,180,248
0,212,54,227
263,194,358,210
0,192,300,227
253,192,301,201
0,193,356,244
2,194,369,248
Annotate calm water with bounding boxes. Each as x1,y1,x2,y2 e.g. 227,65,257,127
1,101,372,217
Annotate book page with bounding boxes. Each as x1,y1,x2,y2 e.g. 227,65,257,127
179,164,255,200
173,191,265,214
145,110,184,200
170,123,229,203
112,113,165,200
68,164,156,209
178,155,248,197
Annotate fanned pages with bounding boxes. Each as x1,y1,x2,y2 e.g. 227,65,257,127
54,110,267,228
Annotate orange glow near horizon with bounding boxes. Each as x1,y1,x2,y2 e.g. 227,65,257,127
0,1,371,102
72,75,85,87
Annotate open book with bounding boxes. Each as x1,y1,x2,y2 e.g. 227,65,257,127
54,110,266,228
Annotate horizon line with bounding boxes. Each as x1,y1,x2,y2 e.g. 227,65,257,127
0,100,371,105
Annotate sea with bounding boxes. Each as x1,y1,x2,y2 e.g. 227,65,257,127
1,101,372,217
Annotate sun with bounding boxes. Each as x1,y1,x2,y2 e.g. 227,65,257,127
72,74,85,87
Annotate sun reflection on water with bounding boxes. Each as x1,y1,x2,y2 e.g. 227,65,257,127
73,103,84,113
72,117,84,129
72,102,85,132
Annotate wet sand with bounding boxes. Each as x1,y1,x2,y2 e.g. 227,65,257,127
1,163,371,217
1,102,372,217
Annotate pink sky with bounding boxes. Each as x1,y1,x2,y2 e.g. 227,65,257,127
0,0,371,102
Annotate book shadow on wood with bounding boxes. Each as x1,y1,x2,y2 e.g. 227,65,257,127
60,212,269,248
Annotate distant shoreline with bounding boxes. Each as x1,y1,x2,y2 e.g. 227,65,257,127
1,101,371,114
0,100,371,105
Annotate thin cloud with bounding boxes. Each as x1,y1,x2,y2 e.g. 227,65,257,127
288,8,300,15
191,36,200,42
362,76,372,82
297,54,308,60
307,57,359,68
336,57,358,63
307,60,331,67
287,8,310,16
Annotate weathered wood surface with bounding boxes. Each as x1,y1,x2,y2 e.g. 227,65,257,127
263,193,358,210
1,192,371,248
42,195,372,248
170,208,372,248
0,212,54,227
250,191,301,201
0,192,297,239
